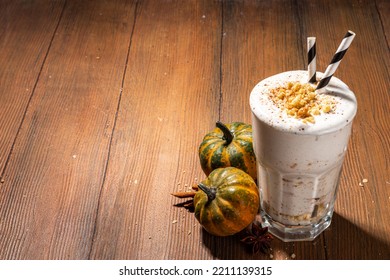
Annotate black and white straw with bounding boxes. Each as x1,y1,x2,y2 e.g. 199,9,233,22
307,37,317,83
316,30,356,93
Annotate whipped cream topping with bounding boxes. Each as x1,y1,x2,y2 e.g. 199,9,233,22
250,71,357,135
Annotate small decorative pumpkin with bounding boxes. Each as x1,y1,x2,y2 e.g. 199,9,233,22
199,121,257,180
194,167,259,236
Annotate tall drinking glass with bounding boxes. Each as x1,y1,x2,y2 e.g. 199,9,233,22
249,70,357,241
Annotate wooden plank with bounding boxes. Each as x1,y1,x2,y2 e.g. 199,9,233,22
297,0,390,259
376,0,390,47
89,0,222,259
220,0,326,260
0,0,65,174
220,0,306,124
0,0,137,259
0,0,388,261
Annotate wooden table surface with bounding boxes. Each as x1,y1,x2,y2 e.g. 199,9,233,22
0,0,389,260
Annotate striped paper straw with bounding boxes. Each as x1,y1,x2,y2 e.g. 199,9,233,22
307,37,317,83
316,30,356,93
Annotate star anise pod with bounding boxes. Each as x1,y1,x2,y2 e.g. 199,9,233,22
240,222,273,254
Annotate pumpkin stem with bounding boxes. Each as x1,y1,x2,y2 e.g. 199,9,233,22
197,183,217,202
216,121,233,145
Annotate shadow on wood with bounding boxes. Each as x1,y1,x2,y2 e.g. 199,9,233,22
325,212,390,259
200,225,298,260
200,212,390,259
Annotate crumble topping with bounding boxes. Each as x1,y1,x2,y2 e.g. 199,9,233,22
269,81,336,123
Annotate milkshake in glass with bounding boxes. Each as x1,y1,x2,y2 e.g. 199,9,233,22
249,70,357,241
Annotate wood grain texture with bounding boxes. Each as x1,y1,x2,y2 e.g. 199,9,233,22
0,0,65,173
376,0,390,48
89,0,222,260
0,0,136,259
0,0,388,260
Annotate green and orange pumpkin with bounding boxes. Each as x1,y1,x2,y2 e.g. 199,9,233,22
199,121,257,180
194,167,259,236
